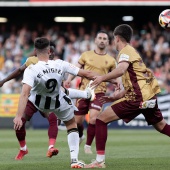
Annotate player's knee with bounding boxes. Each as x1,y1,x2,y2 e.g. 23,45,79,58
89,113,98,124
96,114,106,124
89,117,96,124
75,115,84,125
65,118,77,130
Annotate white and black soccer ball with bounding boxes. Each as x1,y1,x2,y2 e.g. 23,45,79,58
159,9,170,29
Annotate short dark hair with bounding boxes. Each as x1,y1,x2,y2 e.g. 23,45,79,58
96,30,109,39
34,37,50,49
113,24,133,43
50,41,55,48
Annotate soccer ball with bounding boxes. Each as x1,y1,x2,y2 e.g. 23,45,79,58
159,9,170,29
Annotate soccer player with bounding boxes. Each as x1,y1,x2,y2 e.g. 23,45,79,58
13,37,98,168
0,41,94,160
64,30,117,154
84,24,170,168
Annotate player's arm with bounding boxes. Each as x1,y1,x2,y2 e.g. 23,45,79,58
76,69,99,82
13,83,31,130
67,64,99,81
63,61,99,88
0,64,27,87
64,62,82,88
67,63,83,81
99,88,127,104
92,62,129,88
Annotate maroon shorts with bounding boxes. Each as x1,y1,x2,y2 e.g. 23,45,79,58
111,96,163,125
74,93,105,115
24,100,45,120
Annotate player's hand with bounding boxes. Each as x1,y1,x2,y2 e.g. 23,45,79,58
63,80,71,88
91,76,104,88
13,116,23,130
99,96,115,104
113,88,121,97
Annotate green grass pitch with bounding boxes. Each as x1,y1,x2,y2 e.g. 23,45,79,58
0,129,170,170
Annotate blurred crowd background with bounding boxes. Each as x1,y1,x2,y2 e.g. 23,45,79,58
0,21,170,95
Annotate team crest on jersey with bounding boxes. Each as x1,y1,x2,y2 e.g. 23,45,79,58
119,54,129,62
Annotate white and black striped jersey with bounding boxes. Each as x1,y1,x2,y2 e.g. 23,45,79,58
22,59,79,113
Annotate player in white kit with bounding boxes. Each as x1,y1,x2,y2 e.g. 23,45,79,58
13,37,97,168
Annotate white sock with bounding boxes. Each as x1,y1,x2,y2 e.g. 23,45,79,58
20,145,27,151
68,88,87,99
68,131,79,160
84,144,91,148
48,145,54,150
96,154,105,162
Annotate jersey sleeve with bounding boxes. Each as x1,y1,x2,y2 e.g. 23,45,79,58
22,66,35,87
62,61,80,76
118,53,130,63
25,56,38,67
25,58,32,67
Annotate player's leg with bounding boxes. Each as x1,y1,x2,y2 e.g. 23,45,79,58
58,107,85,168
84,109,99,154
84,93,105,154
84,106,119,168
61,80,95,100
75,114,86,144
154,119,170,136
15,100,36,160
142,101,170,137
67,87,95,101
41,112,59,158
74,98,89,145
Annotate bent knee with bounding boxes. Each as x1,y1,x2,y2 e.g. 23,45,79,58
75,115,85,124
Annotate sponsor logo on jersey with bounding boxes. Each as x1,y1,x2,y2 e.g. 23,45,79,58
119,54,129,62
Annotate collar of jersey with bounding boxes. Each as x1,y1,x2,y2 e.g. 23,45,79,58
38,60,50,64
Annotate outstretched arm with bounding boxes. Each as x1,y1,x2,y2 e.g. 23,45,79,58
0,64,27,87
99,88,127,104
13,83,31,130
91,62,129,88
63,61,100,88
64,62,82,88
77,69,99,80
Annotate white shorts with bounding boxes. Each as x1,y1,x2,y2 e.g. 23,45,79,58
52,106,75,122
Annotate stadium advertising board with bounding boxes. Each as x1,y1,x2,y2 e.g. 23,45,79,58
0,93,170,129
0,94,20,117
